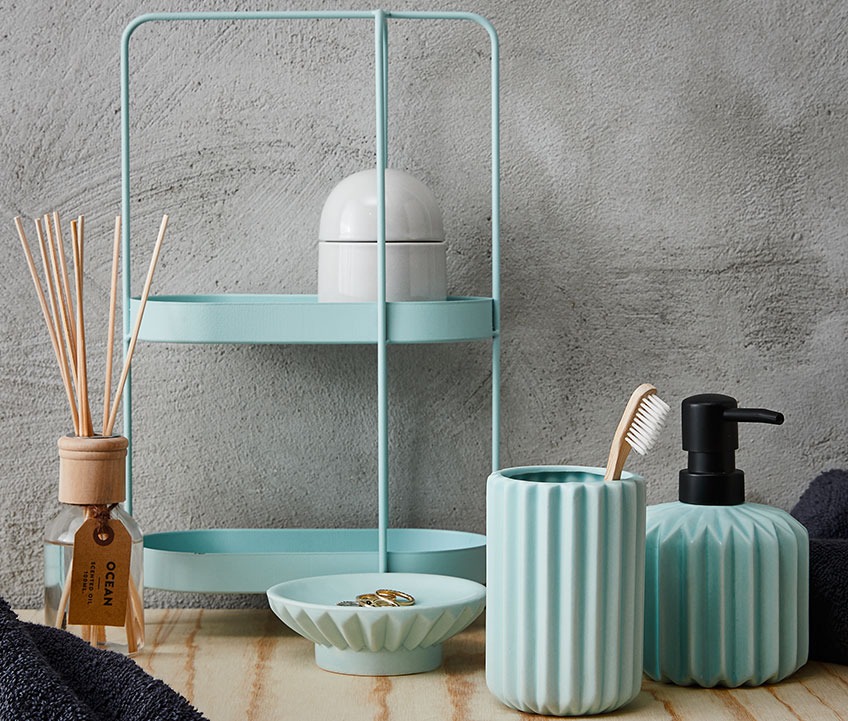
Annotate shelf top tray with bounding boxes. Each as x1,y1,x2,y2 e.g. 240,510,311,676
130,294,496,344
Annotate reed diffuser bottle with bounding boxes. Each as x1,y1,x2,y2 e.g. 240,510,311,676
14,210,168,655
45,434,144,653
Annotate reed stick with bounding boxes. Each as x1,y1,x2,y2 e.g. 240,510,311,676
103,217,121,433
34,219,65,371
15,218,79,434
45,213,77,379
128,574,145,645
78,216,93,436
55,560,74,629
44,215,80,417
71,219,93,437
125,602,138,654
51,212,77,363
104,214,168,436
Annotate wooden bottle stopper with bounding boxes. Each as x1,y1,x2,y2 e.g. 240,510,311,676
58,434,128,505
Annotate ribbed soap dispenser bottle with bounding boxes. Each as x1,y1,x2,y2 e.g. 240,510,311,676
644,394,808,687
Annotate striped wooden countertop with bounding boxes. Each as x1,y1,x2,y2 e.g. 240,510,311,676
19,609,848,720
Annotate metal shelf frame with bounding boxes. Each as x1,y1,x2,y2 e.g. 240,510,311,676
120,9,500,588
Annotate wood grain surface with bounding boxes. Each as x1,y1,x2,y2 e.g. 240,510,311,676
17,609,848,720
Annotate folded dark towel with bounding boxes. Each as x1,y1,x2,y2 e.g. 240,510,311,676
791,468,848,539
807,539,848,665
791,469,848,665
0,599,208,721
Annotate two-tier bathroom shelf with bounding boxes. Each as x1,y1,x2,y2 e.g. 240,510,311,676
121,10,500,593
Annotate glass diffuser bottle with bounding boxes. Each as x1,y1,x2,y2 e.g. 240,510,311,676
14,210,166,657
44,434,144,654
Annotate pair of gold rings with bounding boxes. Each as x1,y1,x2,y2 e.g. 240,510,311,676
336,588,415,608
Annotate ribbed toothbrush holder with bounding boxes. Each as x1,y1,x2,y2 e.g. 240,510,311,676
486,466,646,716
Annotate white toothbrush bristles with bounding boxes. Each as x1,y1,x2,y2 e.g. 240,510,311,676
625,393,671,455
605,382,670,481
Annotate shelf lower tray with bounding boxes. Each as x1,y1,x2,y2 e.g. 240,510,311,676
130,294,496,344
143,528,486,593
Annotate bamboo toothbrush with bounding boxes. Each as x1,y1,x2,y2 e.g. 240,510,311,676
603,383,670,481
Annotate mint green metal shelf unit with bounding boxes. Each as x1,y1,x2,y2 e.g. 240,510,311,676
120,10,500,593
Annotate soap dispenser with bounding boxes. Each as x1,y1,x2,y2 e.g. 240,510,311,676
644,394,808,687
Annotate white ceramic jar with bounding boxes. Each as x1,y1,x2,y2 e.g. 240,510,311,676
317,168,447,302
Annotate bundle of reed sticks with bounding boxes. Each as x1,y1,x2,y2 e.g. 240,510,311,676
14,212,167,436
15,210,167,652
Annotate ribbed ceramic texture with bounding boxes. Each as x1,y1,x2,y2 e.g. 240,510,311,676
267,572,486,675
270,595,484,652
486,466,646,716
644,502,809,687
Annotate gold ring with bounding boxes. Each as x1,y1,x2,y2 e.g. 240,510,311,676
356,593,398,608
375,589,415,606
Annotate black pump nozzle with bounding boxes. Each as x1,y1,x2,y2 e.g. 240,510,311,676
723,407,784,425
679,394,784,506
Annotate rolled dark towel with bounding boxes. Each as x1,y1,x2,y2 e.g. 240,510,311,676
791,469,848,665
791,469,848,538
0,598,208,721
807,539,848,665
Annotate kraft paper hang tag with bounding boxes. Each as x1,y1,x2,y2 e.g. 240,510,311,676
67,518,131,627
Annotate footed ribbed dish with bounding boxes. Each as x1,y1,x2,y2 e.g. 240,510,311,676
266,572,486,676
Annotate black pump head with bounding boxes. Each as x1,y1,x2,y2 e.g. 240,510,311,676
679,393,784,505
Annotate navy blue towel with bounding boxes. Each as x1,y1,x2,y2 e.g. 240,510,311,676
0,599,208,721
791,469,848,665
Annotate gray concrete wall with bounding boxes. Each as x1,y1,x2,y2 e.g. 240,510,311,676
1,0,846,607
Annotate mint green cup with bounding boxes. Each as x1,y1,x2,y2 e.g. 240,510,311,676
486,466,646,716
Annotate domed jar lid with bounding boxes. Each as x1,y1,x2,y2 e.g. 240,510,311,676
319,168,445,243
